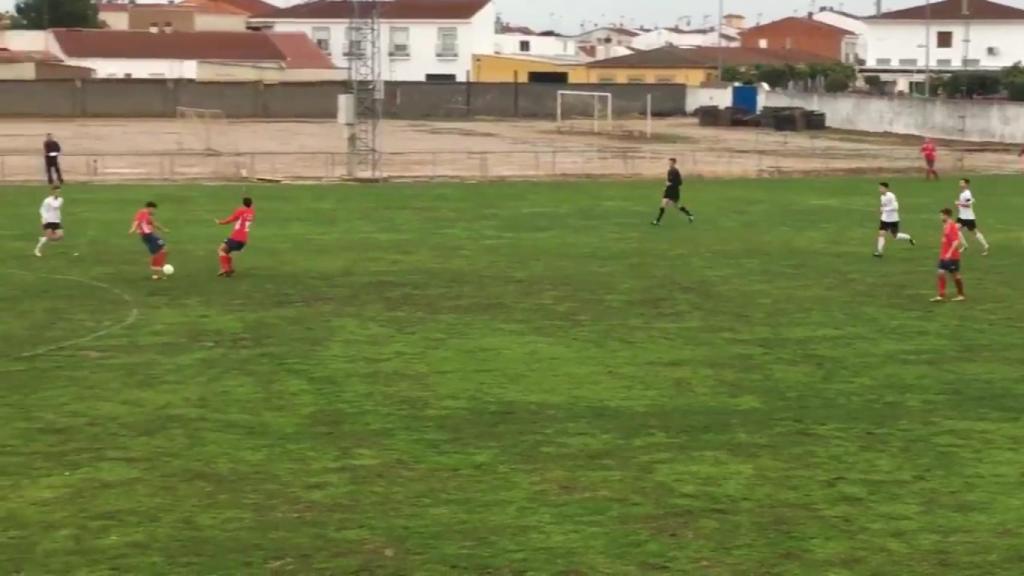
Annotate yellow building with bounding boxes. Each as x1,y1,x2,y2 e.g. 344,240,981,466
472,49,716,85
473,54,588,83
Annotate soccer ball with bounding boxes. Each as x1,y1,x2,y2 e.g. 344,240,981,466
162,264,175,276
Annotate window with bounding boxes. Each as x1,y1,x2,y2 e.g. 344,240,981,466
875,58,891,66
346,26,365,56
626,74,645,84
655,75,676,84
937,31,953,48
705,71,715,82
757,38,767,49
963,58,981,67
898,58,918,66
425,73,457,82
436,27,458,57
312,26,331,54
597,74,616,83
784,37,793,50
519,40,531,53
937,58,952,67
389,27,410,57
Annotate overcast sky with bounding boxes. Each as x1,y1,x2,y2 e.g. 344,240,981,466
495,0,1024,31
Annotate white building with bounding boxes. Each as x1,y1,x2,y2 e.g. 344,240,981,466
863,0,1024,93
251,0,496,82
812,7,867,62
632,27,741,51
573,27,641,59
495,28,576,57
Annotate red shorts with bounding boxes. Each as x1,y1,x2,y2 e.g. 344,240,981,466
925,156,936,168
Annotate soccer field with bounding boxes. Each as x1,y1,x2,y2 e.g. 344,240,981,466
1,177,1022,574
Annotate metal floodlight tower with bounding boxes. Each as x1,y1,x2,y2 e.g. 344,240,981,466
348,0,383,179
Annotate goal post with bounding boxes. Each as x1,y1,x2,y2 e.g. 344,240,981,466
175,106,228,153
556,90,613,133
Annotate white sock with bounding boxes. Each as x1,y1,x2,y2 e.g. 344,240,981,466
975,232,989,250
35,237,47,251
896,233,911,241
876,236,885,253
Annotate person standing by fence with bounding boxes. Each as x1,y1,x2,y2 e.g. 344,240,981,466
44,133,64,186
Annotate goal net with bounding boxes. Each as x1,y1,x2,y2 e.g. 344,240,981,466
557,91,613,134
176,106,231,153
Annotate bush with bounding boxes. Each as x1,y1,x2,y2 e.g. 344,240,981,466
944,72,1002,98
824,76,851,93
1007,80,1024,101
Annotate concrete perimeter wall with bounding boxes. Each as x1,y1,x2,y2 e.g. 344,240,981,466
0,80,348,119
0,80,687,120
385,82,687,119
766,91,1024,143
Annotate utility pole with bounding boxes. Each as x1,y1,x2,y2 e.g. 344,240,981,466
717,0,724,80
925,0,932,96
876,0,883,15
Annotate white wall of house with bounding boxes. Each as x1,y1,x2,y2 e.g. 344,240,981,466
59,57,199,79
632,28,740,50
254,3,495,82
197,61,346,81
0,29,54,52
865,19,1024,70
813,11,867,62
495,33,576,56
98,11,131,30
813,11,866,35
575,28,638,48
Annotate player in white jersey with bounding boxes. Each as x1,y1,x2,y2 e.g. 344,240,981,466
34,185,64,257
955,178,989,256
874,182,915,257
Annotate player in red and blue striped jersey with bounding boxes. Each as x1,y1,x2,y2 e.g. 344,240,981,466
215,197,254,277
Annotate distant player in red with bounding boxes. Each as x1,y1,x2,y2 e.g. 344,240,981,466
921,138,938,180
215,196,254,277
932,208,965,303
129,201,170,280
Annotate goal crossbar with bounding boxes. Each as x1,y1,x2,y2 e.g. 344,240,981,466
556,90,613,133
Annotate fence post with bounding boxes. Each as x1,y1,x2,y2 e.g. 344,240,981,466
432,152,439,180
479,153,488,179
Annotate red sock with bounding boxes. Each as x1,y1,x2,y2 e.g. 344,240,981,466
938,275,947,296
219,254,232,272
954,278,964,296
153,251,167,268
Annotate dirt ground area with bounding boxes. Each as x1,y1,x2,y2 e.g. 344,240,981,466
0,117,1020,182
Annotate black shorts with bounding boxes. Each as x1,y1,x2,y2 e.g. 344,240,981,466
879,221,900,234
925,157,936,168
956,218,977,231
42,222,62,231
938,259,961,273
663,187,681,202
141,233,166,255
223,238,246,253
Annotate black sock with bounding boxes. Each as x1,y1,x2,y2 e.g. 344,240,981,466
679,206,693,216
655,207,665,222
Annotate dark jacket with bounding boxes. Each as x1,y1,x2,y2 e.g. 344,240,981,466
667,167,683,189
44,140,61,157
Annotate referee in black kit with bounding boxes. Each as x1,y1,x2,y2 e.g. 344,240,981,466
651,157,694,225
44,133,64,186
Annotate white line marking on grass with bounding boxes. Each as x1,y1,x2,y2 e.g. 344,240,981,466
2,269,139,361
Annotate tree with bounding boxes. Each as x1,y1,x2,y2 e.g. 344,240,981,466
13,0,99,30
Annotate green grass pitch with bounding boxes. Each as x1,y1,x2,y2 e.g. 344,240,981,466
1,177,1023,574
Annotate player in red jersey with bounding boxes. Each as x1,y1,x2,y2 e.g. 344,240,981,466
932,208,965,303
920,138,938,180
215,196,254,277
128,201,171,280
